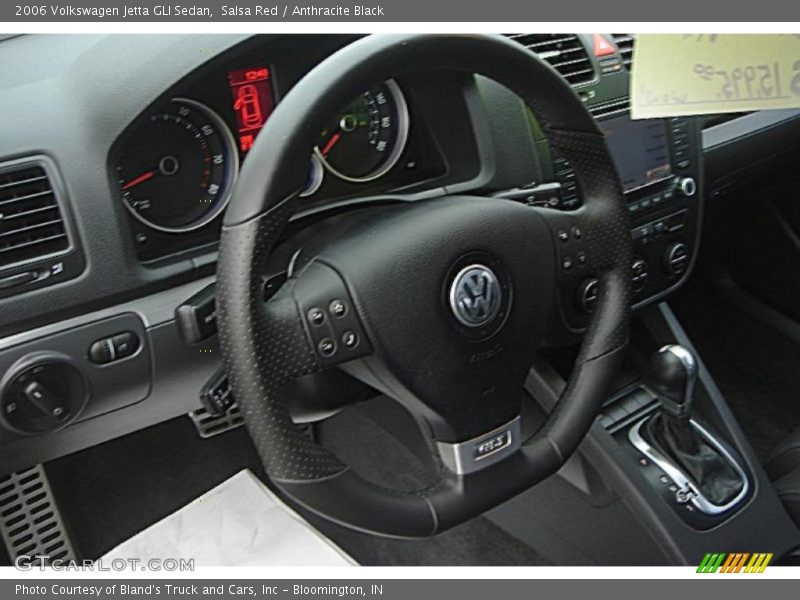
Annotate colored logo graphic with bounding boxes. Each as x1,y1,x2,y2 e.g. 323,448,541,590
697,552,773,573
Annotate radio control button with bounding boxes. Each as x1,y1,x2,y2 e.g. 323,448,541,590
678,177,696,197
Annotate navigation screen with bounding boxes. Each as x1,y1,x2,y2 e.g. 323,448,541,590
600,115,672,193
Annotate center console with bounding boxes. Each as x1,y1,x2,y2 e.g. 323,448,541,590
596,103,702,309
499,98,703,332
487,303,800,565
605,345,752,531
486,94,798,564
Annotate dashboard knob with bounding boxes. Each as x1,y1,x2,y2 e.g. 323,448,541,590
0,354,88,435
677,177,696,197
664,242,690,276
576,278,600,314
631,258,649,292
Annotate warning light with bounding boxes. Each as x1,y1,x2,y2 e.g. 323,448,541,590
239,134,255,153
592,34,616,57
227,65,275,153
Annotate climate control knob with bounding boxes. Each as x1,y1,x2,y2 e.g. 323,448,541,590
631,258,649,292
664,242,690,276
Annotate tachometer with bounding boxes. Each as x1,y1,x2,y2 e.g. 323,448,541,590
116,98,238,233
314,80,409,183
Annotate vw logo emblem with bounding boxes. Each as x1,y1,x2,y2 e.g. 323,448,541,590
449,264,502,328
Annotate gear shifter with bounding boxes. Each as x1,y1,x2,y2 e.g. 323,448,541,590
641,345,744,508
645,345,697,419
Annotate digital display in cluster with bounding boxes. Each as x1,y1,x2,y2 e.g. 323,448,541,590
227,66,276,153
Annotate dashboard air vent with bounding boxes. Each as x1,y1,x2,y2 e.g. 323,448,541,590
612,34,635,70
0,161,70,271
505,34,595,86
590,98,631,119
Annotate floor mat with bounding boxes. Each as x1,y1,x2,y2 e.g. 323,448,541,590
304,511,551,566
102,470,355,566
45,417,264,560
44,415,549,565
671,285,800,461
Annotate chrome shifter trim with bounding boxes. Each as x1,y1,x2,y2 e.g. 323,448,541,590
628,417,749,515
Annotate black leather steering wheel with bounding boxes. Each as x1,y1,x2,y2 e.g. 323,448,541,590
217,34,631,537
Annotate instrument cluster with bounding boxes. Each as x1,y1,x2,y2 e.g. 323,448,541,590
112,37,451,263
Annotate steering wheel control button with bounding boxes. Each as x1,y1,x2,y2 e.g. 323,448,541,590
341,330,359,350
561,257,573,271
577,278,600,314
317,338,336,358
307,307,326,326
557,229,569,242
293,262,372,367
329,299,347,318
449,264,502,329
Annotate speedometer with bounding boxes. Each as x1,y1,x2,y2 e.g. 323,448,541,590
314,80,409,183
116,98,238,233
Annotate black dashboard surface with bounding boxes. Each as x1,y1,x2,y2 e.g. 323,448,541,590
0,34,496,337
2,34,797,339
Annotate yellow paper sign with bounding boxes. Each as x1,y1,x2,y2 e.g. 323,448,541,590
631,34,800,119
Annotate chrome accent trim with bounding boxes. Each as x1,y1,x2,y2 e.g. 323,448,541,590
628,417,749,515
437,417,521,475
299,154,324,198
679,176,697,197
448,264,502,328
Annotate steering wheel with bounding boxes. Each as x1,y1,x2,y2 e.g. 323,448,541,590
217,34,631,537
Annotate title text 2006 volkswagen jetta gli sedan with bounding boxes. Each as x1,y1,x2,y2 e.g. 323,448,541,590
0,33,799,566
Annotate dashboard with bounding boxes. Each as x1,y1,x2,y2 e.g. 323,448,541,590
110,36,473,263
0,33,799,473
